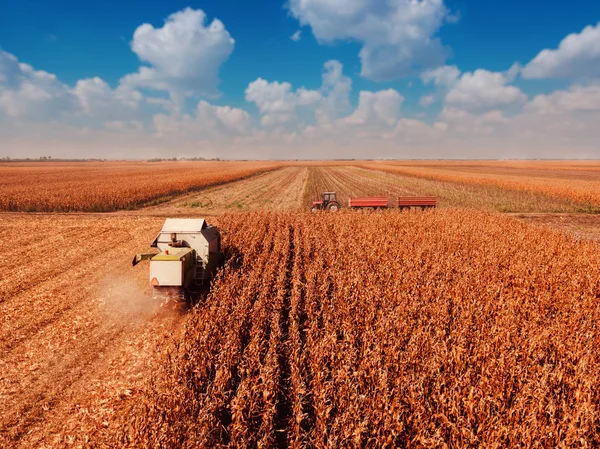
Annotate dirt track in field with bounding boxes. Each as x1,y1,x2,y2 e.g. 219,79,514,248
304,166,417,205
138,166,309,216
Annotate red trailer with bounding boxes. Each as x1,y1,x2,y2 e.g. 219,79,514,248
348,197,389,209
311,192,437,212
397,196,437,210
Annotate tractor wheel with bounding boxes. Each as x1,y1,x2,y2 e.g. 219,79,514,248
327,202,340,212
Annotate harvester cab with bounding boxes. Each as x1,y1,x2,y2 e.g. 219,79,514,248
311,191,340,212
132,218,224,301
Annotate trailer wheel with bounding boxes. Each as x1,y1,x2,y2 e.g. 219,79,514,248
327,202,340,212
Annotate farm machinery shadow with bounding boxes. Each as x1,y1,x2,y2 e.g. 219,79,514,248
185,244,244,307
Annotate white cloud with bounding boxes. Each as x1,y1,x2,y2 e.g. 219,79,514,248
245,60,354,129
245,78,321,127
288,0,451,81
4,20,600,160
291,30,302,42
523,22,600,79
444,69,526,112
74,77,142,119
526,84,600,114
340,89,404,127
145,97,177,113
422,64,525,113
153,100,253,141
0,49,146,127
121,8,234,102
0,50,78,119
421,64,460,87
197,101,252,134
315,60,353,124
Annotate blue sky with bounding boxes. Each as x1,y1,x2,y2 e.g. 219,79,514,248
1,1,600,159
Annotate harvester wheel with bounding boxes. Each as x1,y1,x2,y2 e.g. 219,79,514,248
327,202,340,212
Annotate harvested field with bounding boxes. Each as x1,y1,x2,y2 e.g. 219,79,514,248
144,166,309,216
305,166,582,213
0,161,592,214
0,161,281,212
0,214,187,448
360,161,600,212
98,211,599,448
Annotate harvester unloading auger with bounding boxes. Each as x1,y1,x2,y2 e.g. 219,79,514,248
132,218,223,301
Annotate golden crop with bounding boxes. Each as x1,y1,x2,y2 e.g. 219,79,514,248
360,162,600,210
114,210,600,448
0,161,281,212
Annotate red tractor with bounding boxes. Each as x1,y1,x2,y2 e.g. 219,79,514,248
311,192,341,212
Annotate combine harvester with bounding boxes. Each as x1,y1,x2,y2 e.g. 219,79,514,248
132,218,223,301
311,192,437,212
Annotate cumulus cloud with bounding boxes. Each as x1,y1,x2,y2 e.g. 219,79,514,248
245,78,321,127
197,101,252,134
444,69,526,113
245,60,359,130
0,50,142,122
340,89,404,127
121,8,234,102
153,100,252,141
315,60,353,124
288,0,451,81
523,22,600,79
0,50,78,119
421,64,460,88
526,84,600,114
74,77,142,119
291,30,302,42
422,64,525,113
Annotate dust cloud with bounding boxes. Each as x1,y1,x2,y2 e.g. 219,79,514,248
96,275,163,325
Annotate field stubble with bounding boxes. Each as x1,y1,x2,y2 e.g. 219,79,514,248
0,214,189,448
359,162,600,212
305,166,582,213
143,166,309,216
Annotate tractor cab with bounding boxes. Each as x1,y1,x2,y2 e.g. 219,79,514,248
311,192,341,212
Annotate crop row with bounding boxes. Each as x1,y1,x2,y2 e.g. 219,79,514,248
359,163,600,210
107,210,600,448
0,161,281,212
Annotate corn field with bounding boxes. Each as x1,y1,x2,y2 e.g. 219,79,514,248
0,161,281,212
109,210,600,448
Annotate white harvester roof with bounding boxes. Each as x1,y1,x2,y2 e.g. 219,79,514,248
150,218,219,262
159,218,207,233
